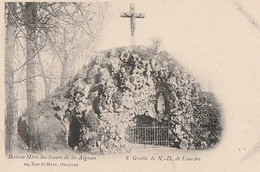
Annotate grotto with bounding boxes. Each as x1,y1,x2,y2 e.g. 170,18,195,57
18,46,223,154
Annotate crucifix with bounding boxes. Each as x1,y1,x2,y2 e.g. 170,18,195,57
120,3,145,46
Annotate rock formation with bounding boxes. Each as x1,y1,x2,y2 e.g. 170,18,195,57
18,46,223,154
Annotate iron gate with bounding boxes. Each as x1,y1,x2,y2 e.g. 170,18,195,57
126,125,169,148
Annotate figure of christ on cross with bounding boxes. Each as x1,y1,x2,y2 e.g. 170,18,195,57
121,3,145,46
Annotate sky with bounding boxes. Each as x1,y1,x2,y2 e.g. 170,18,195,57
97,0,260,158
98,0,260,90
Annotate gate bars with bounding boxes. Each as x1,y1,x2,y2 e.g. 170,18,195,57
126,125,169,148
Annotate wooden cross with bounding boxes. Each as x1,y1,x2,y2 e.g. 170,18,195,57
120,3,145,46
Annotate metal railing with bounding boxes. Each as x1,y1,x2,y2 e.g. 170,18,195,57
126,125,169,148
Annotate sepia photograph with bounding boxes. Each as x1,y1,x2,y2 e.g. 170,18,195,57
1,1,260,171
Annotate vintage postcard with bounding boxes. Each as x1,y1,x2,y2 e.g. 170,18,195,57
1,0,260,171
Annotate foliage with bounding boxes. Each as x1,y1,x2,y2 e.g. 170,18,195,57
18,46,223,153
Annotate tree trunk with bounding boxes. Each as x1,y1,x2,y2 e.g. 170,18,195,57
24,2,40,152
60,29,68,86
38,53,51,98
60,54,68,86
5,2,18,154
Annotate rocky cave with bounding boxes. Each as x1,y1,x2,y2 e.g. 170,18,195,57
18,46,223,154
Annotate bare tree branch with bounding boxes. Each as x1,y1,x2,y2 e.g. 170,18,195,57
14,73,42,84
